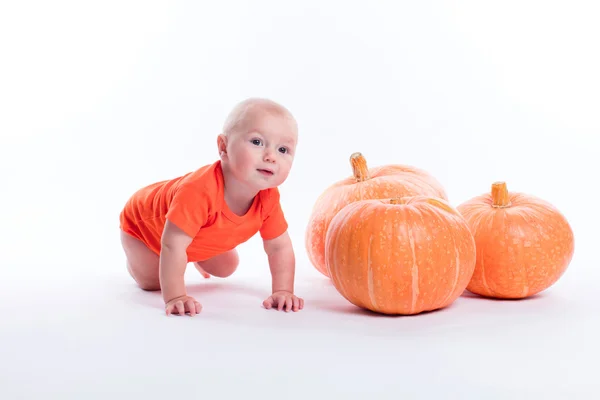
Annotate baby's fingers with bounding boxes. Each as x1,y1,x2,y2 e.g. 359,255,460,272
186,299,197,316
263,296,274,309
165,303,177,316
277,295,287,311
174,301,185,316
185,299,202,316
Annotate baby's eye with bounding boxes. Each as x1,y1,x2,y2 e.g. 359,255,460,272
251,139,263,146
278,147,288,154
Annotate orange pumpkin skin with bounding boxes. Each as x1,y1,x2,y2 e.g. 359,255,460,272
324,196,476,315
306,153,448,277
456,182,574,299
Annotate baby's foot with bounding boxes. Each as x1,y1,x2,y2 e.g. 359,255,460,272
194,262,211,279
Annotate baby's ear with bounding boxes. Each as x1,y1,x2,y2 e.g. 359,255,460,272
217,134,227,159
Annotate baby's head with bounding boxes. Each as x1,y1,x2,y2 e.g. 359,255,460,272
218,98,298,191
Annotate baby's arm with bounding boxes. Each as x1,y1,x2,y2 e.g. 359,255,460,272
263,231,295,292
160,220,200,315
262,231,304,312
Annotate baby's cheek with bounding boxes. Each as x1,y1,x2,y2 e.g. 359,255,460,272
233,148,249,163
279,163,292,180
239,151,256,172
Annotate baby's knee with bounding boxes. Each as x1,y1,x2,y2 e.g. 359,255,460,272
137,280,161,291
127,263,160,291
215,255,239,278
202,250,239,278
227,250,240,268
132,274,160,291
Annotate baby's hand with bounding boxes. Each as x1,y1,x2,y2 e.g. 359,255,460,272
263,291,304,312
165,295,202,316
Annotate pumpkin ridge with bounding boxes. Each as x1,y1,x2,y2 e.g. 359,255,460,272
332,213,345,296
366,231,377,310
440,210,461,308
343,205,356,306
378,204,392,312
325,203,350,299
390,208,401,309
477,213,495,297
423,197,459,217
352,202,374,309
527,201,561,220
479,254,491,296
514,212,530,298
404,207,419,314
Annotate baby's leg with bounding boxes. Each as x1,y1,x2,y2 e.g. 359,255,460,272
120,230,160,291
194,249,239,278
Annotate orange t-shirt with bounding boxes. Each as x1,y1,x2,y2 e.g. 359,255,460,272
119,160,288,262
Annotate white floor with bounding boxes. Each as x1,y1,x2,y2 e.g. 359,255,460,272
2,248,598,399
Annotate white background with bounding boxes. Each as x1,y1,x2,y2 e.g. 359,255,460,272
1,1,599,398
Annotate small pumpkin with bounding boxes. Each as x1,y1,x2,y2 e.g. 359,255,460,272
305,152,448,277
456,182,574,299
324,196,476,315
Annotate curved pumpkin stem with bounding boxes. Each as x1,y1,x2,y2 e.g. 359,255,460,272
491,182,511,208
350,152,370,182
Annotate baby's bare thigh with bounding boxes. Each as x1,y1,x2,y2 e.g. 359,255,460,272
120,230,160,291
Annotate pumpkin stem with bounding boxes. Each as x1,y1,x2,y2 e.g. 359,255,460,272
491,181,511,207
350,152,370,182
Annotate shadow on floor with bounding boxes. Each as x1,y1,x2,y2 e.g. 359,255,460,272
460,290,547,302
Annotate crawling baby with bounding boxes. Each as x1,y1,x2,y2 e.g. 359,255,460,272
119,98,303,316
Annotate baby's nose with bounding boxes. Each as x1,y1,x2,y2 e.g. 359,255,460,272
264,150,276,162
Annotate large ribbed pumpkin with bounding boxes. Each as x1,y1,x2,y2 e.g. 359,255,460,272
325,196,476,315
456,182,574,299
306,152,447,277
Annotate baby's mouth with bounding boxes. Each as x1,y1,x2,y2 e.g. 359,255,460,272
257,168,274,176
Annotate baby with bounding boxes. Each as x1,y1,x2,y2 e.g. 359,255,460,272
119,98,303,316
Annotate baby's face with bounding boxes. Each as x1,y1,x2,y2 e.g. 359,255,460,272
222,108,298,191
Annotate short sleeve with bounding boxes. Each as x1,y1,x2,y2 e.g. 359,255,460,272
259,188,288,240
166,186,210,238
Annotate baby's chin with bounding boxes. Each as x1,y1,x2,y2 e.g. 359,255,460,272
251,176,284,191
252,181,279,191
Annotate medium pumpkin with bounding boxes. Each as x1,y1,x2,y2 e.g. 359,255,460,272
456,182,574,299
306,152,448,277
324,196,476,315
